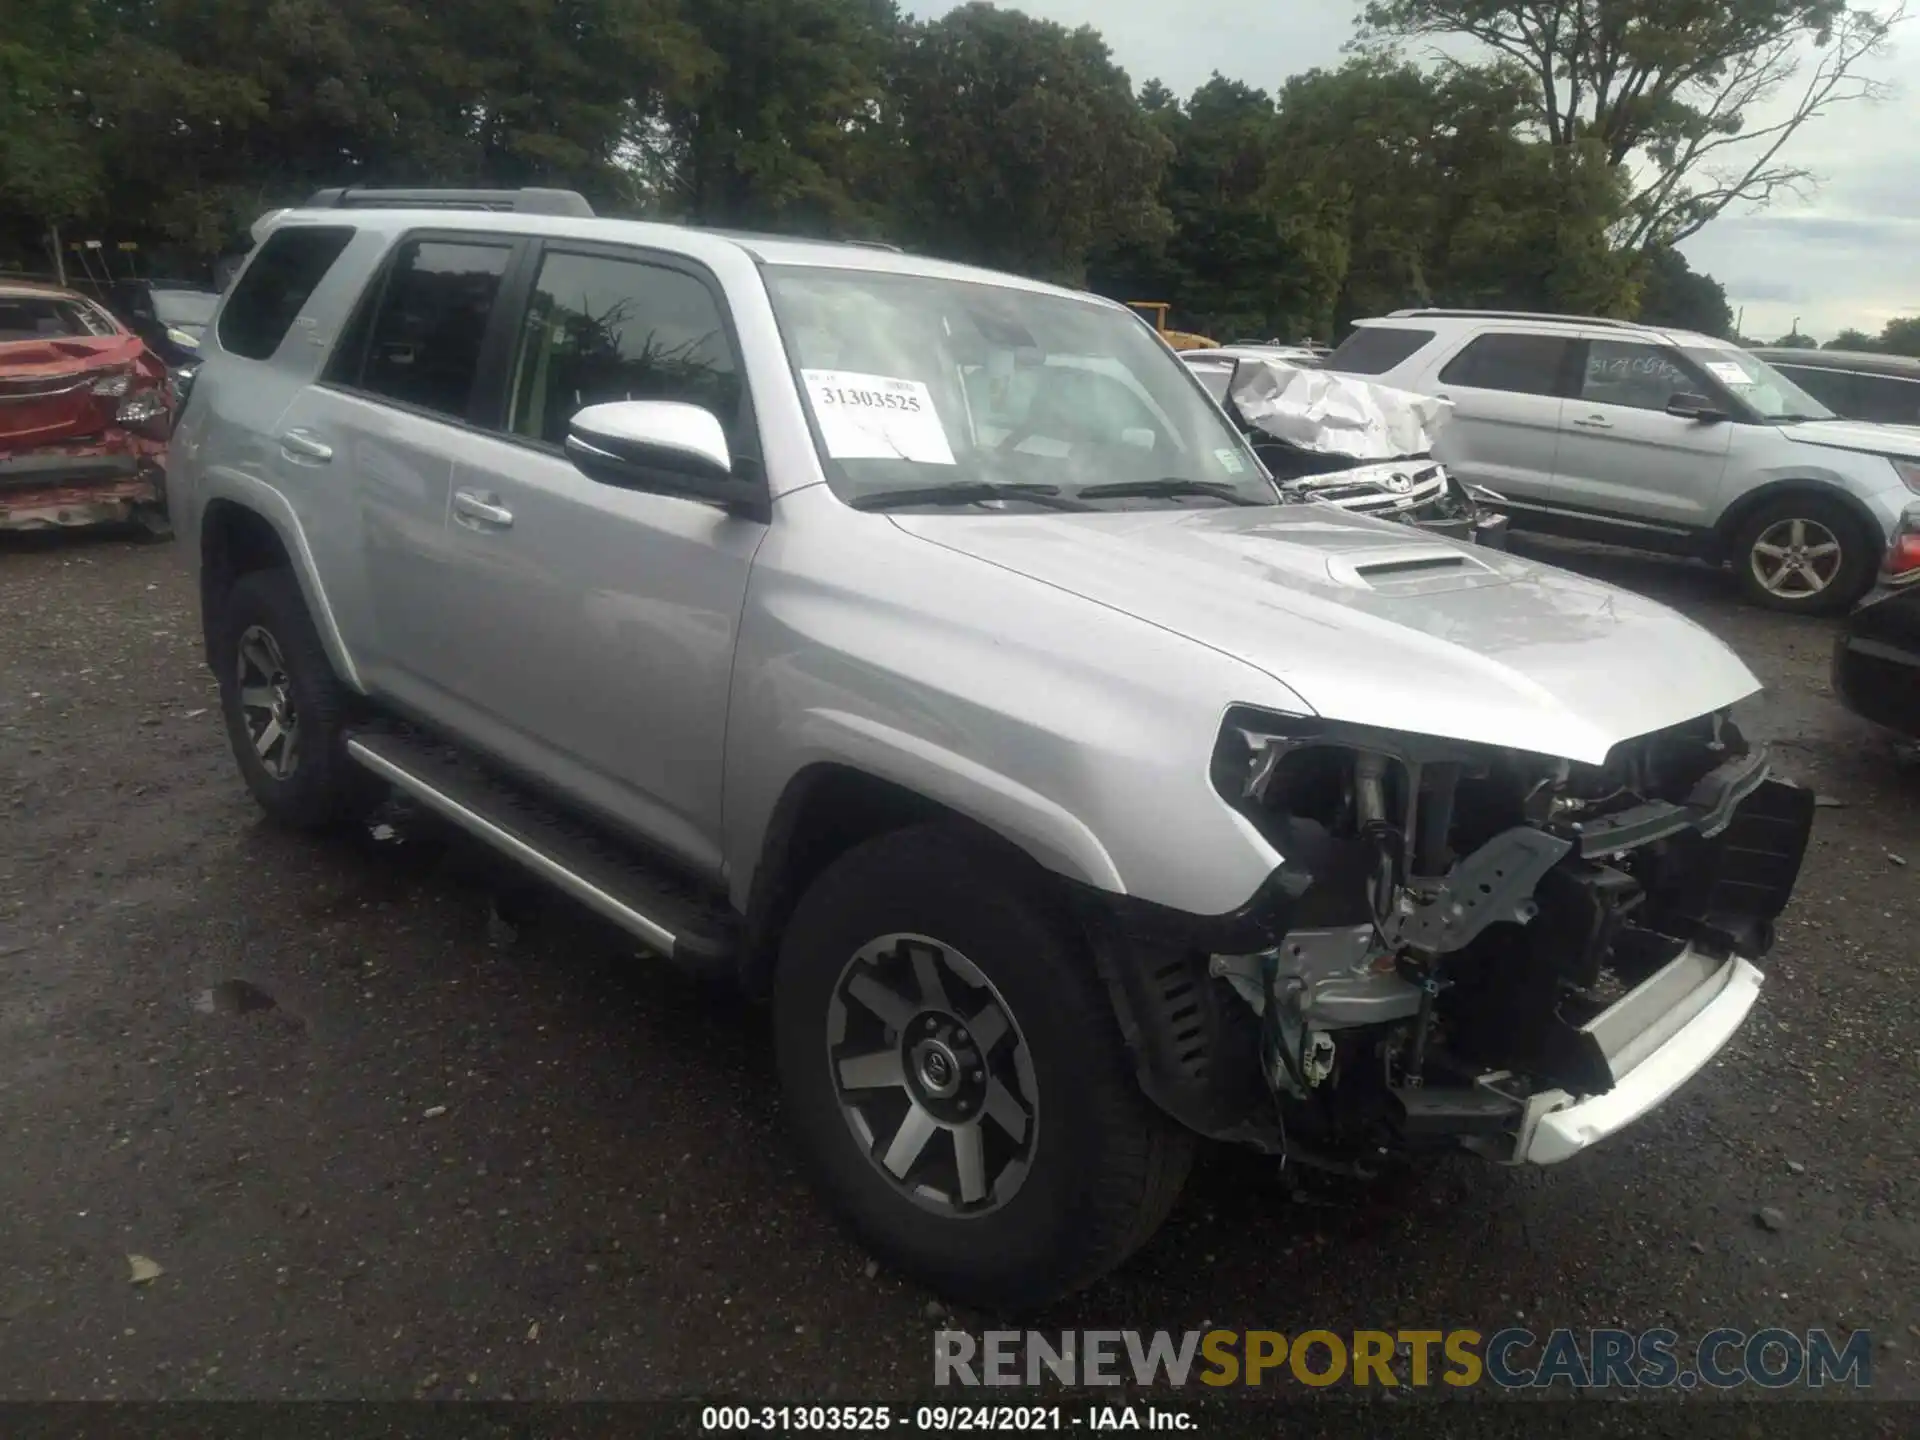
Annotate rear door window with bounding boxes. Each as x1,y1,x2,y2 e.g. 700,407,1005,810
1850,373,1920,427
1325,326,1434,375
1773,365,1859,418
217,226,355,360
337,239,513,421
1437,333,1572,396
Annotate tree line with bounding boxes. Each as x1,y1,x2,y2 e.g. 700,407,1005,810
3,0,1913,351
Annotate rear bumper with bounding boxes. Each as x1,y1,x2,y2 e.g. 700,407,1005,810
0,447,163,530
1512,946,1762,1165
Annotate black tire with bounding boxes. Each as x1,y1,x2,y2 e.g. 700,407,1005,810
773,822,1195,1311
213,567,380,830
1731,492,1876,614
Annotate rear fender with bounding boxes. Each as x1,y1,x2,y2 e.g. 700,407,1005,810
199,473,364,692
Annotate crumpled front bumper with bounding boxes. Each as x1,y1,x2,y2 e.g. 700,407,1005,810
1509,945,1762,1165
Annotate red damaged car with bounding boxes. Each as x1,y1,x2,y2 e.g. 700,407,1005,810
0,282,174,533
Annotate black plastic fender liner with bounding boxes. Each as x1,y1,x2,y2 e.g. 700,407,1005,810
1643,778,1817,958
1065,869,1309,1146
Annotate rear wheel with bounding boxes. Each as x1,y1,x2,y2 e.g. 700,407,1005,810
1732,494,1875,614
214,568,380,829
773,823,1194,1310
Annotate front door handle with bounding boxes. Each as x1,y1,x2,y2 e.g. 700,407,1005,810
279,429,333,463
1573,414,1614,430
453,488,514,529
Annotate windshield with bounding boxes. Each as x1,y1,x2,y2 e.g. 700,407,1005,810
1685,347,1835,424
764,266,1274,510
152,290,218,329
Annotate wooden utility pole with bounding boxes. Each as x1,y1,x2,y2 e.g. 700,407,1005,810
49,222,67,286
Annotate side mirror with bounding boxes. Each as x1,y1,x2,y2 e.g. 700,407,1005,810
1667,393,1728,424
564,400,766,519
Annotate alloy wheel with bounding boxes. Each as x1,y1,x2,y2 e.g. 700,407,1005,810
827,933,1038,1216
236,624,301,780
1749,517,1843,600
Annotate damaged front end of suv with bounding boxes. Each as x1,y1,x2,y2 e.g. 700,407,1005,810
1093,708,1813,1173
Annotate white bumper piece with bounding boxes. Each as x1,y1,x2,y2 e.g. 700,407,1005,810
1516,946,1763,1166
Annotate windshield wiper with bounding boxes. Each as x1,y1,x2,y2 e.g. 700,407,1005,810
1077,477,1271,506
849,482,1095,513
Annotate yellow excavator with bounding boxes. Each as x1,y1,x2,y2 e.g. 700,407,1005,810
1126,300,1218,352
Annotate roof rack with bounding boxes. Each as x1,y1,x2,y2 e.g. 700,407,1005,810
1386,308,1647,329
700,225,905,253
304,186,594,217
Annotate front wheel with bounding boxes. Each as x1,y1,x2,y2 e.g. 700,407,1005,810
214,568,381,829
1732,494,1875,614
773,824,1194,1310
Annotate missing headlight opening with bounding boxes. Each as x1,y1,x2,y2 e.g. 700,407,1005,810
1203,707,1814,1174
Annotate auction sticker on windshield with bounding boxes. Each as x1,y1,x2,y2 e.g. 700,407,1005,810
802,370,956,465
1705,360,1753,387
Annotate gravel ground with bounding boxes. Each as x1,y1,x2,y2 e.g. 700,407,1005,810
1,526,1916,1413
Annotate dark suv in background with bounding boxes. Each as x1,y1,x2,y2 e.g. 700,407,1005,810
1749,348,1920,429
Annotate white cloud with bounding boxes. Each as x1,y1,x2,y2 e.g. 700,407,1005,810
906,0,1919,340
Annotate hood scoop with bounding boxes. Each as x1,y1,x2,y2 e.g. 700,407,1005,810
1327,543,1500,594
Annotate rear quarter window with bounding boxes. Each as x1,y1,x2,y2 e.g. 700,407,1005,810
1438,333,1572,397
217,225,355,361
1325,326,1435,375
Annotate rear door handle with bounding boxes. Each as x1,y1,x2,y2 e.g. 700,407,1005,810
453,488,514,529
279,429,333,463
1573,414,1613,430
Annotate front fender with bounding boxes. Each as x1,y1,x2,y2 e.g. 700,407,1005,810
722,486,1303,918
759,708,1126,899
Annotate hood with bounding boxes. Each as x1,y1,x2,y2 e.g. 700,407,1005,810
1779,417,1920,461
891,505,1759,764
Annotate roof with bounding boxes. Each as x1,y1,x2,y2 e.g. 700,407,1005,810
259,204,1101,307
0,280,83,300
1750,347,1920,377
1181,345,1323,365
1357,308,1721,349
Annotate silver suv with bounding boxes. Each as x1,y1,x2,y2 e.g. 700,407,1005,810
171,190,1813,1309
1326,310,1920,612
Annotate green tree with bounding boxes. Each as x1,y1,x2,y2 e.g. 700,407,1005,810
1088,76,1307,340
1771,329,1818,348
75,0,705,258
891,2,1171,284
1358,1,1902,249
1878,317,1920,358
1825,328,1878,350
663,0,900,232
1635,246,1733,335
1267,59,1635,333
0,0,104,266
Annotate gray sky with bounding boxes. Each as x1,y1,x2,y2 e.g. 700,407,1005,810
904,1,1917,341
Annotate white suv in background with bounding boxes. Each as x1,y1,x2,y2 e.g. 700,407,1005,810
1325,310,1920,612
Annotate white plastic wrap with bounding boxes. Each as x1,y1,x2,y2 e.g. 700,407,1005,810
1229,358,1453,460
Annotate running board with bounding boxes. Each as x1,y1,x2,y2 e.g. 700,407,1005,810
344,728,738,973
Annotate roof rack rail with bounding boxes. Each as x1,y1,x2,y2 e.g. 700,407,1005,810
1386,308,1648,329
304,186,594,217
